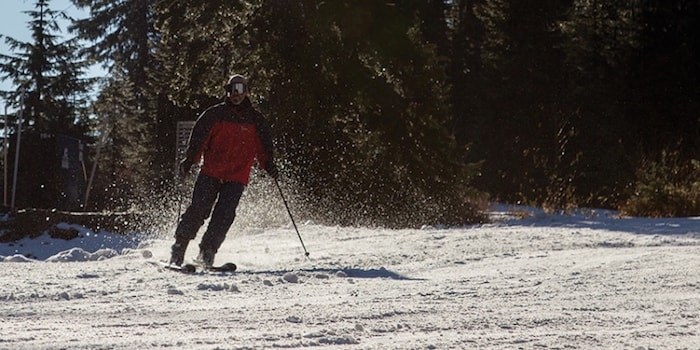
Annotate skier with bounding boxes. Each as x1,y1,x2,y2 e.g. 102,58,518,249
170,74,278,267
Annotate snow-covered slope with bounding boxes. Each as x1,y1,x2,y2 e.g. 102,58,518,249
0,207,698,349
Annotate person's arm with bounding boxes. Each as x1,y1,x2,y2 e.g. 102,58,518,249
184,106,219,164
255,112,277,177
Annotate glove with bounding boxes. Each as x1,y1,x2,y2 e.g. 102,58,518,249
265,160,279,179
179,159,193,179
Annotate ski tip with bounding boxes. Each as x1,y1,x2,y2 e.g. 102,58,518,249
181,264,196,273
217,262,237,272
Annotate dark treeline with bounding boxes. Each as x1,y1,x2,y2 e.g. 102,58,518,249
1,0,698,226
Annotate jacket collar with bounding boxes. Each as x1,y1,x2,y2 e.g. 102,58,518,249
224,96,252,110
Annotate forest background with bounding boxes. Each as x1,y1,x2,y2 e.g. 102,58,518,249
0,0,698,228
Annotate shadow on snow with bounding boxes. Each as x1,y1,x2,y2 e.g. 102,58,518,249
241,267,423,281
491,206,700,237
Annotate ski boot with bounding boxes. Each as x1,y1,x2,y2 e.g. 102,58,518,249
169,240,189,266
196,248,215,268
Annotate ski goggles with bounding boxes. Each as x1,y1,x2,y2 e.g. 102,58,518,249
229,82,247,94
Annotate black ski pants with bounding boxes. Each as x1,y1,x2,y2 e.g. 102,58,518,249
174,173,244,254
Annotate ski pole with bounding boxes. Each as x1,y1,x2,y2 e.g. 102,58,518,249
175,168,186,225
274,177,310,257
176,178,183,221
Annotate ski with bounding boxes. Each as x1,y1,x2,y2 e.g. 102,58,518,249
171,263,197,274
198,262,238,273
211,262,237,272
147,260,236,273
148,260,197,274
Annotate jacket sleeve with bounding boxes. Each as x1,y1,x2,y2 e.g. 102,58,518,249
185,106,218,164
255,111,275,167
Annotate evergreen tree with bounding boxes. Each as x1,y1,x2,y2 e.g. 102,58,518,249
252,1,480,226
627,0,700,155
557,0,644,207
0,0,94,209
150,1,699,218
70,0,152,94
70,0,176,207
87,65,150,210
556,0,699,209
497,0,576,208
445,0,485,149
154,1,482,226
0,0,93,137
445,0,577,208
152,0,255,108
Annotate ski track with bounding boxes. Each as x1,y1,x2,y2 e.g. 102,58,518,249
1,214,699,349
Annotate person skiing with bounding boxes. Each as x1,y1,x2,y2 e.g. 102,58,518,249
169,74,277,267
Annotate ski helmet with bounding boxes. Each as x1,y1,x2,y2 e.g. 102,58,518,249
225,74,248,94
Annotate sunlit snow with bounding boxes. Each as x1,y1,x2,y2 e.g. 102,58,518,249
0,205,698,349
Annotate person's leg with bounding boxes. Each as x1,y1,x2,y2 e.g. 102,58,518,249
170,174,221,265
198,181,245,265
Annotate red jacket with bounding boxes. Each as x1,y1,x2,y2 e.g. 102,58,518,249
185,98,274,184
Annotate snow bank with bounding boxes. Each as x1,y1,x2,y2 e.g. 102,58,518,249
0,222,145,262
45,247,119,262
